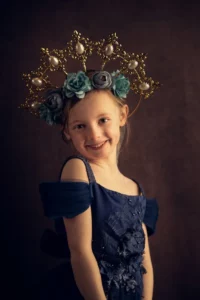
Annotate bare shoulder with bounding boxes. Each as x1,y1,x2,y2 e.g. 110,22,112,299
60,157,89,183
61,158,92,255
123,176,142,196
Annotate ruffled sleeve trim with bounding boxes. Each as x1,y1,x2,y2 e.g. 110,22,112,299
143,198,159,236
39,181,92,219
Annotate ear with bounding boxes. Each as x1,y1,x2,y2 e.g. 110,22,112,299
63,128,71,140
119,104,129,126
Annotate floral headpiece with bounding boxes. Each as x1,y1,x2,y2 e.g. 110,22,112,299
19,30,161,125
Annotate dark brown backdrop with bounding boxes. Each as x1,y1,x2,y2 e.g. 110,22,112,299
2,0,200,299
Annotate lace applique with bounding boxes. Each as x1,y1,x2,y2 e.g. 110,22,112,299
96,199,147,298
99,255,147,295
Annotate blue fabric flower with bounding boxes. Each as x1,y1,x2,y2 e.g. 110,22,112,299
96,198,146,297
38,88,64,125
98,259,140,293
91,71,112,89
111,71,130,99
118,228,145,258
63,71,92,99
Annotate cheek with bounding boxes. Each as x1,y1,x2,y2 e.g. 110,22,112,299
71,135,82,145
108,124,121,141
70,133,87,149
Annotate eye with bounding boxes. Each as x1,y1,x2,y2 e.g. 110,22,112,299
74,124,85,130
73,118,110,130
100,117,109,123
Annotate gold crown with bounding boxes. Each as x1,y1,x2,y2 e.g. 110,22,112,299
19,30,161,119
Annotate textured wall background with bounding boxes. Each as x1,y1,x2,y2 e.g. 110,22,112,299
2,0,200,299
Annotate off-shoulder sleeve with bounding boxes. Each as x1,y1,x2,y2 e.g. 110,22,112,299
39,181,92,219
143,198,159,236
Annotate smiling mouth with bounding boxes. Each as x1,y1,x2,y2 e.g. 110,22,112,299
86,140,109,149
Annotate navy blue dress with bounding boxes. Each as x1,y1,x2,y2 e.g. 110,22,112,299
37,154,159,300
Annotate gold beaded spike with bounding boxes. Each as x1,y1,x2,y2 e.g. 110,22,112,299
19,30,161,118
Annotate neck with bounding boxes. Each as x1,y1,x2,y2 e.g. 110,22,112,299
86,149,121,178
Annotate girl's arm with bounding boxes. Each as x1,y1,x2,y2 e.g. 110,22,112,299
142,222,154,300
63,206,106,300
71,248,107,300
62,158,106,300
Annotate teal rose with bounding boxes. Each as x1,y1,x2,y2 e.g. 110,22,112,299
38,88,64,125
63,71,92,99
111,71,130,99
91,71,112,89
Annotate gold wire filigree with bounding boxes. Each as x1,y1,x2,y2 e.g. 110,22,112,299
19,30,161,119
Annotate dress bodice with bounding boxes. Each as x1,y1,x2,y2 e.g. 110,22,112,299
39,154,159,299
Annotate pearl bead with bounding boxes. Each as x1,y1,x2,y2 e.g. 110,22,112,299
128,60,138,69
31,101,41,110
49,56,59,66
139,82,150,90
32,77,42,87
105,44,114,55
75,42,85,54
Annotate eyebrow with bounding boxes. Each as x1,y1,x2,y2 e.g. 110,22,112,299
69,113,112,125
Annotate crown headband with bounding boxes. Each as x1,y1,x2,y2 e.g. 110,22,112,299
19,30,161,125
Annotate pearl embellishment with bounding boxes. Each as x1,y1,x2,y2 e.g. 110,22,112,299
139,82,150,90
49,56,59,66
105,44,114,56
32,78,42,87
76,42,85,54
128,60,138,69
31,101,41,110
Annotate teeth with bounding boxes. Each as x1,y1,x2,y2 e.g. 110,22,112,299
89,141,106,148
91,142,104,148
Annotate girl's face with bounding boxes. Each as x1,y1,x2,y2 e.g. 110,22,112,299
64,90,129,161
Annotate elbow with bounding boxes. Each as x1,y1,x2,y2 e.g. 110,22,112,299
70,246,94,261
143,253,153,271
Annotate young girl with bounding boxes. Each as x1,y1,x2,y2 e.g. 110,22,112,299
21,32,159,300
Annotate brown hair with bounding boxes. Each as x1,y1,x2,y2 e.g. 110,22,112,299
60,70,131,163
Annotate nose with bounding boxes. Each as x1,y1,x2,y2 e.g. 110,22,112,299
86,124,103,142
